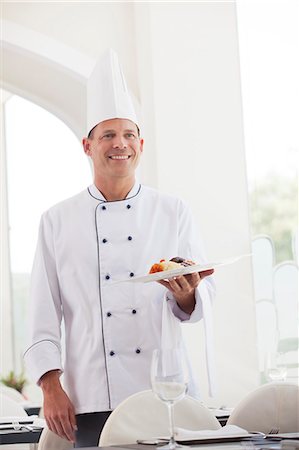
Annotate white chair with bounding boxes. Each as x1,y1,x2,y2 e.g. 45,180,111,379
0,384,26,403
0,393,31,450
0,392,27,416
255,299,279,374
273,261,299,381
227,382,299,433
37,427,72,450
273,262,298,343
99,390,221,446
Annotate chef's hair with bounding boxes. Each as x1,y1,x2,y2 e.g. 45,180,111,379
87,122,140,139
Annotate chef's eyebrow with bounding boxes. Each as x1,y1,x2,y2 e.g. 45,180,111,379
124,129,138,134
88,125,140,138
102,129,137,133
101,129,115,133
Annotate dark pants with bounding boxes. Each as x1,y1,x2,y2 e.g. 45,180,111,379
74,411,112,448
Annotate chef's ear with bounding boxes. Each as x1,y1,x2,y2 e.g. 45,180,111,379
140,138,144,153
82,138,92,156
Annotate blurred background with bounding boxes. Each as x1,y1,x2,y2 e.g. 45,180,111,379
1,0,298,408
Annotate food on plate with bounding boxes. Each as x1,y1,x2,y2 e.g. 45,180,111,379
149,257,193,274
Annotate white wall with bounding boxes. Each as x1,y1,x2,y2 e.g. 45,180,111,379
134,1,258,407
1,1,259,406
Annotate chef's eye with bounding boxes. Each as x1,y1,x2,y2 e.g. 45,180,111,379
125,133,136,139
102,133,115,139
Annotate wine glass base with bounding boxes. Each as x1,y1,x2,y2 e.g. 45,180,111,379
158,442,188,449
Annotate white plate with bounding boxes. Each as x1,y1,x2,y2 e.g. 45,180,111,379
0,416,45,430
176,433,260,444
113,254,251,284
0,416,37,425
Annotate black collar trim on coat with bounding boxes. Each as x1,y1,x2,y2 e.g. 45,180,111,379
87,183,142,203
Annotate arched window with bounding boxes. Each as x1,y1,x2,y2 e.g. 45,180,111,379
4,94,92,373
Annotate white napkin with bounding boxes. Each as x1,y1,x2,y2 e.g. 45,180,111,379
32,417,46,428
161,295,182,349
174,425,249,440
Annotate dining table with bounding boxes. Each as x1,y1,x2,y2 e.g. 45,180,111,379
0,427,42,447
0,409,229,446
64,441,299,450
0,431,298,449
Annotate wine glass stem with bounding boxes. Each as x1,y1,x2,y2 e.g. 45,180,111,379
167,402,176,449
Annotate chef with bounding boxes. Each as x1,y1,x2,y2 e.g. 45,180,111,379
24,49,216,448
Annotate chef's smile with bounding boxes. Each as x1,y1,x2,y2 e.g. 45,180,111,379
108,154,132,160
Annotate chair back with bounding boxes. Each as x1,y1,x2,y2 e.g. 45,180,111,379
227,382,299,433
38,427,72,450
0,384,25,403
0,392,27,416
0,393,29,450
255,299,278,373
273,262,298,342
99,390,220,446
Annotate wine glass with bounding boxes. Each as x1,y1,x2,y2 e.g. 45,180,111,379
265,352,287,382
151,347,189,449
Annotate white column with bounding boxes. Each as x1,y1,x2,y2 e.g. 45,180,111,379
0,89,15,373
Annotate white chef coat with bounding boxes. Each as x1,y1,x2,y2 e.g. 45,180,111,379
24,181,216,414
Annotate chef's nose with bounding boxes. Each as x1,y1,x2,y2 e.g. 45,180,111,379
112,137,127,149
113,143,128,149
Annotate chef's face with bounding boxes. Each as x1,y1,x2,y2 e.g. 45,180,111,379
83,118,144,181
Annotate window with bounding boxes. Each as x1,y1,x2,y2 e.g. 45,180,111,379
5,94,91,374
237,0,298,382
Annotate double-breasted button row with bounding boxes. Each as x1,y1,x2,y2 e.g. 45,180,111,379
106,309,137,317
100,204,132,211
101,236,133,244
105,273,134,280
109,348,141,356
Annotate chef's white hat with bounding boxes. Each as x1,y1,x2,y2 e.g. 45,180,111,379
86,48,139,135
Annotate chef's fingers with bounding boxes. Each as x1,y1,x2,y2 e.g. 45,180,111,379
198,268,214,279
44,412,67,441
48,417,69,442
69,408,78,432
176,275,198,291
51,409,75,443
158,276,189,291
55,421,69,441
187,272,201,285
45,418,59,437
159,271,203,291
157,279,170,288
167,277,182,292
46,406,76,442
60,412,76,443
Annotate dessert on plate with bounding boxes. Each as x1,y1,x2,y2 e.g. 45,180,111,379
149,257,193,274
